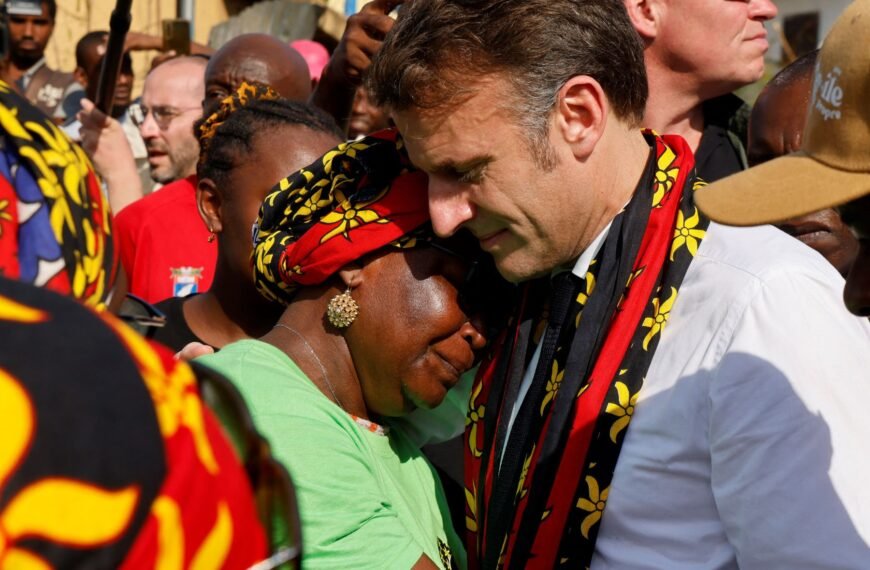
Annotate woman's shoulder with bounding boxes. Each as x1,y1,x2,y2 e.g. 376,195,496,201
197,339,322,412
197,339,360,434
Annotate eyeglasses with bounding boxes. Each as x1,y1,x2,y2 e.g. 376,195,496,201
130,103,200,130
191,362,302,570
118,293,167,336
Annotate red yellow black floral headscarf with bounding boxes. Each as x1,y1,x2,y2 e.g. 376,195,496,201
196,81,279,169
253,128,431,304
0,80,116,308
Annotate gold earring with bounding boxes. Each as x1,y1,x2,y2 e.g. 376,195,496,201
326,288,359,329
207,232,216,243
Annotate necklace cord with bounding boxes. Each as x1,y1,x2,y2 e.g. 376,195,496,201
273,323,346,411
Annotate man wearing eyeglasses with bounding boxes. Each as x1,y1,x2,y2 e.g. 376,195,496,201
112,56,212,303
133,57,206,185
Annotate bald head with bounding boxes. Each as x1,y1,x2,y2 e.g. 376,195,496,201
203,33,312,119
140,57,208,183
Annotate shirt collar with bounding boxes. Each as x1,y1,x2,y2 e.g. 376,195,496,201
570,219,613,279
23,58,46,78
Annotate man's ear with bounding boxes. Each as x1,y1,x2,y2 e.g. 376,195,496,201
555,75,608,160
73,66,88,89
623,0,660,42
196,177,222,235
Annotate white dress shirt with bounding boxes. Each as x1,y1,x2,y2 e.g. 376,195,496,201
591,222,870,569
398,220,870,568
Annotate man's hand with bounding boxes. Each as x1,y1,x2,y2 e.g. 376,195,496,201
311,0,404,132
78,98,143,213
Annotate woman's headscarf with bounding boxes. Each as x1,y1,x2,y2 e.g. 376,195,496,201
253,128,432,304
0,81,116,307
196,81,279,168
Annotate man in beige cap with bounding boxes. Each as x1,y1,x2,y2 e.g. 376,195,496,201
697,0,870,317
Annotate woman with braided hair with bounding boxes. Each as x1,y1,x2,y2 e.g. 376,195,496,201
198,129,511,569
149,83,343,351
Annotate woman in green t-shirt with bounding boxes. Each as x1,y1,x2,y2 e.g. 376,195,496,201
200,129,510,570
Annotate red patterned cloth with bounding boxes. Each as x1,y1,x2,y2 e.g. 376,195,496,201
464,132,710,569
0,276,267,568
253,128,431,304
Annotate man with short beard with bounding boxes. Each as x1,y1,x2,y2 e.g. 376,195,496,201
113,56,210,303
2,0,80,120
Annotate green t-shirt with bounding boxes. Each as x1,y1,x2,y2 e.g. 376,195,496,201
198,339,466,570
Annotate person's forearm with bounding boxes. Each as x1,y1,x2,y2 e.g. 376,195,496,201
103,168,143,214
310,60,357,135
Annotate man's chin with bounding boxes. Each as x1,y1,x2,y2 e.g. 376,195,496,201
11,50,42,67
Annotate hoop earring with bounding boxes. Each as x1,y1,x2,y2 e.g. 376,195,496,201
326,288,359,329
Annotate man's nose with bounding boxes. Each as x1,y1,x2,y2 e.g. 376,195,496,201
138,110,159,139
428,176,476,238
23,20,34,37
844,246,870,317
750,0,778,21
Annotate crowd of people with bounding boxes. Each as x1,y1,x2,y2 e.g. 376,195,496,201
0,0,868,568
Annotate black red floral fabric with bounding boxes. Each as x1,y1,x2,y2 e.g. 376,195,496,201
464,132,711,569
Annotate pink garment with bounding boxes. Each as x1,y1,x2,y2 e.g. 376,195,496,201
290,39,329,81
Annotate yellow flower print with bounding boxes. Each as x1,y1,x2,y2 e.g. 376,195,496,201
321,140,370,173
319,188,389,243
540,360,565,415
466,380,485,458
0,199,11,236
465,484,479,533
670,207,706,260
575,270,596,328
0,294,47,323
293,187,333,220
641,287,678,350
515,444,535,500
0,369,139,568
652,147,679,208
605,378,638,443
112,324,219,474
576,476,609,539
616,267,645,312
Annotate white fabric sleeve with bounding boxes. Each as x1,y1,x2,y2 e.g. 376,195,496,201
709,269,870,569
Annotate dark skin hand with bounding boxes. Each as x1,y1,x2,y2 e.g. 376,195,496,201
310,0,403,133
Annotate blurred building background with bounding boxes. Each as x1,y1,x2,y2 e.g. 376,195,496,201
740,0,851,101
43,0,853,101
45,0,365,93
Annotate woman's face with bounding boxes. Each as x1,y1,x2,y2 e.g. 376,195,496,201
346,235,502,417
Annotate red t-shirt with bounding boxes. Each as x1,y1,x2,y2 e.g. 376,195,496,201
115,176,216,303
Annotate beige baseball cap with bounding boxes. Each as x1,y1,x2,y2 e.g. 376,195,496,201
695,0,870,226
